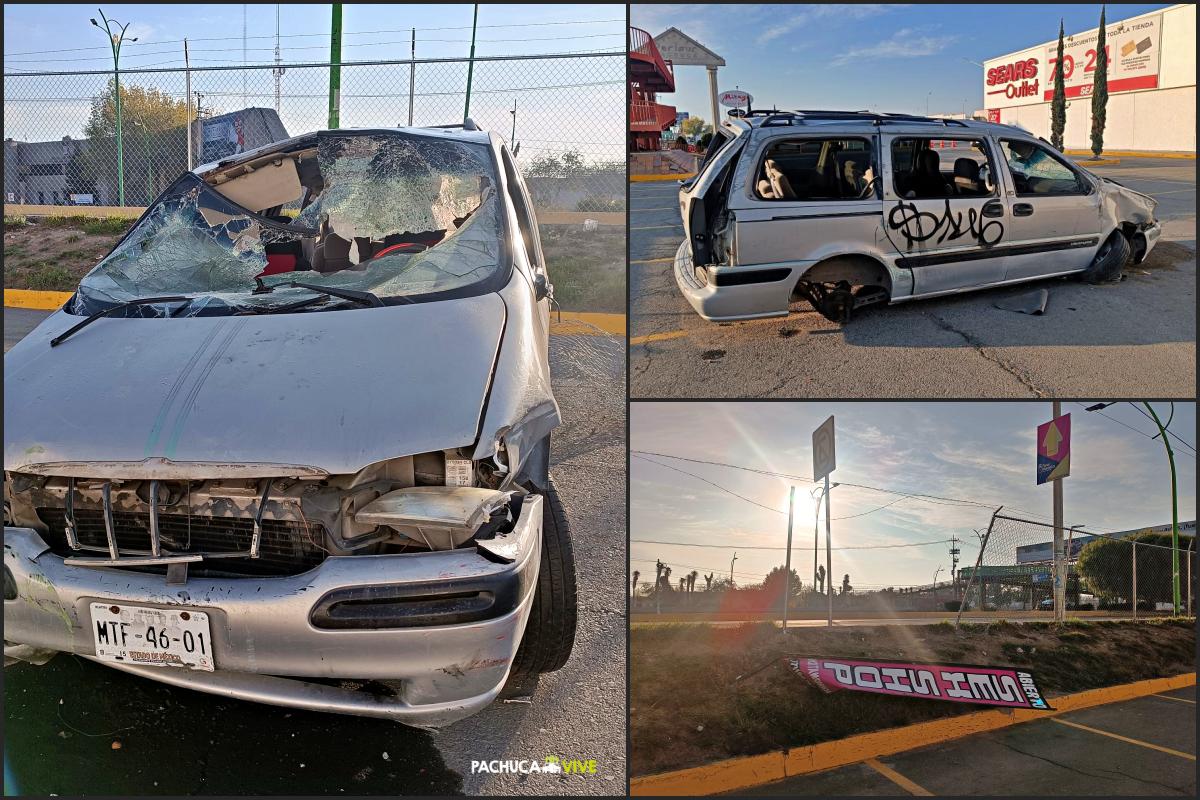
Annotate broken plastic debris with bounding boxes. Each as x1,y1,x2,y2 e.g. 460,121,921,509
994,288,1049,315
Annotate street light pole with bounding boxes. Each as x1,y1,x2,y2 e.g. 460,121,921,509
1141,402,1181,615
92,10,139,206
463,4,479,122
729,551,738,586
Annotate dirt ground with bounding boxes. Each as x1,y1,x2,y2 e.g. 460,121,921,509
629,619,1196,777
2,216,624,313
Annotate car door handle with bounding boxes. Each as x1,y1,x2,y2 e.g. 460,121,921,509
981,200,1005,218
1013,203,1034,217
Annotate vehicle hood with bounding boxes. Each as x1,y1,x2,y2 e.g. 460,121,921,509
4,295,506,478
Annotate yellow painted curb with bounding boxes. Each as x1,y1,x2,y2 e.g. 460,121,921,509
1072,157,1122,166
630,672,1196,796
3,289,72,310
629,329,688,346
1064,149,1196,160
550,311,625,336
4,204,145,219
630,173,696,182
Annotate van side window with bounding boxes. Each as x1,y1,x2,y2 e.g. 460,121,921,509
891,138,996,200
999,139,1088,196
754,137,875,201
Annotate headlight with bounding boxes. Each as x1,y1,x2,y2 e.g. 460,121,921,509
354,486,511,550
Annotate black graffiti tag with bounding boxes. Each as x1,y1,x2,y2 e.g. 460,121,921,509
887,199,1005,249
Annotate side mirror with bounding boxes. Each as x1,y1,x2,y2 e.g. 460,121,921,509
532,272,552,302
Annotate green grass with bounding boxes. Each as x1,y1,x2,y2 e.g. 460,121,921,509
4,215,29,229
22,263,75,291
546,253,624,314
81,217,134,235
66,233,82,243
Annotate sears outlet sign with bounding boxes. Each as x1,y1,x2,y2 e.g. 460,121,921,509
984,11,1162,108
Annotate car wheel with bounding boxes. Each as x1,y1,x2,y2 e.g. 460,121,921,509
507,476,577,682
1080,231,1130,284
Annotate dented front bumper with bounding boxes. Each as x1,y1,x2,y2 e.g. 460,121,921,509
3,494,542,727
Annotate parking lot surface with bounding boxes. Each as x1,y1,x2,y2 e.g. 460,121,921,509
3,313,627,796
630,157,1196,398
742,684,1196,796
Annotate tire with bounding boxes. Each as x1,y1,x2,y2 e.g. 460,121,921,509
507,477,577,682
1080,231,1130,284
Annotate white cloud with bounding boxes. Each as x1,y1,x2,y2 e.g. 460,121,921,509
757,4,903,45
831,26,958,66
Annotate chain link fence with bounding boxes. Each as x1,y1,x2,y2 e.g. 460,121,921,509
3,53,625,214
958,512,1196,620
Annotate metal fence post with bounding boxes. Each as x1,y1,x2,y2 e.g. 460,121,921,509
407,28,416,126
1132,539,1138,621
956,507,1002,630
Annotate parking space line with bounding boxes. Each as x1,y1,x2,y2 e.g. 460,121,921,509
1150,693,1196,704
631,224,683,230
1050,718,1197,760
630,206,680,211
863,758,933,796
629,330,688,346
630,257,674,265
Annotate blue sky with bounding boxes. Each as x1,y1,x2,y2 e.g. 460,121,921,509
3,4,625,164
631,3,1173,124
631,402,1196,591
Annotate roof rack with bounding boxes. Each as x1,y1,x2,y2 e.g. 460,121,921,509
422,117,481,131
750,109,972,128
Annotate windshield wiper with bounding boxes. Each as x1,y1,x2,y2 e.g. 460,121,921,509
288,282,389,307
50,295,189,347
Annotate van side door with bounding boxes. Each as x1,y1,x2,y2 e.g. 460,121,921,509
880,134,1010,296
994,137,1104,281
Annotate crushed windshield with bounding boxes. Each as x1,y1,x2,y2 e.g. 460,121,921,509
72,132,505,316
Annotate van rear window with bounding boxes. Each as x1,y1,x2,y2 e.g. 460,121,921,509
754,137,876,201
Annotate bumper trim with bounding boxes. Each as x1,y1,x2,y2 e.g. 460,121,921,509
86,655,502,727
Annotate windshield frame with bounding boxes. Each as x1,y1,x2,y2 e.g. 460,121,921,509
68,129,515,318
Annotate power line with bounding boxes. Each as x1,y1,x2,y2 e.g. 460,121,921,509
1076,402,1196,458
633,453,786,515
630,538,956,551
2,18,625,57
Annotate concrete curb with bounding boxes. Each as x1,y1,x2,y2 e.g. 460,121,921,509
629,672,1197,796
2,289,624,337
1064,149,1196,160
1072,157,1122,167
630,173,695,183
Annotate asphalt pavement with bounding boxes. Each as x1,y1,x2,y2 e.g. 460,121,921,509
741,684,1196,795
630,157,1197,398
2,312,627,796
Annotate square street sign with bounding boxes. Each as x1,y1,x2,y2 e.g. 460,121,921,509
813,415,836,481
1037,414,1071,485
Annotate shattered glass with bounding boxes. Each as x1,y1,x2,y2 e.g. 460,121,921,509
73,132,504,316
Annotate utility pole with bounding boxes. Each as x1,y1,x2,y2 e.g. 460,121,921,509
184,39,193,170
782,486,795,630
463,4,479,122
407,28,416,126
812,487,821,591
1051,400,1066,623
729,551,738,586
328,4,343,129
273,4,285,113
950,536,961,584
91,10,138,206
825,474,833,627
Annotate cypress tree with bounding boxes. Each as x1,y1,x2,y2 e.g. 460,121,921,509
1090,5,1109,158
1050,19,1067,150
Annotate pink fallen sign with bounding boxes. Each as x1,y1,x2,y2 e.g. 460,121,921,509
787,657,1054,710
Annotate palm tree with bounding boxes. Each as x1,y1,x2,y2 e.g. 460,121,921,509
631,569,640,599
687,570,699,593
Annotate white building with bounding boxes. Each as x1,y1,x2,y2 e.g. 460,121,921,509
982,3,1195,153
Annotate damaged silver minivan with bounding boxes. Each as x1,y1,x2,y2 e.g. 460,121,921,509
676,111,1161,322
4,124,576,727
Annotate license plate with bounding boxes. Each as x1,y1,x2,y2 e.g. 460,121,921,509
89,602,214,672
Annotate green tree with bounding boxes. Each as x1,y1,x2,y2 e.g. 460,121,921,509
680,116,712,141
79,78,191,205
1090,5,1109,158
1077,532,1175,605
762,565,803,609
1050,19,1068,151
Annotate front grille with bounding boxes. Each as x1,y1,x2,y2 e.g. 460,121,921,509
37,507,327,577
